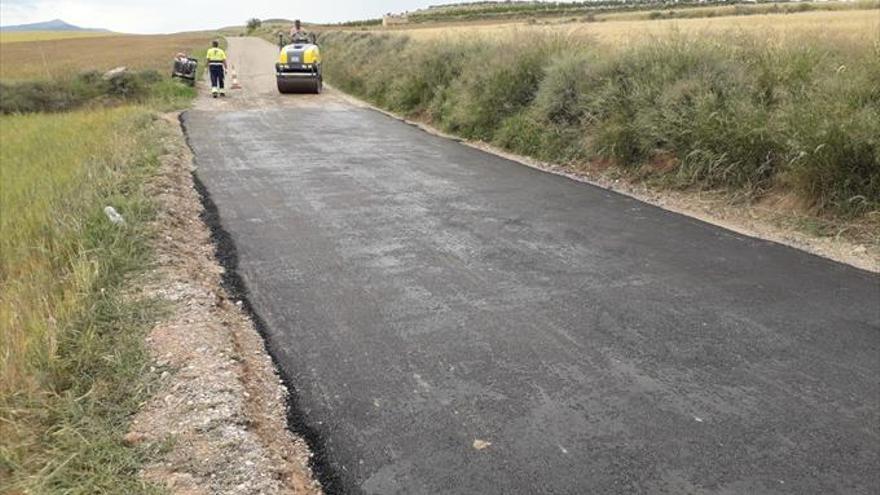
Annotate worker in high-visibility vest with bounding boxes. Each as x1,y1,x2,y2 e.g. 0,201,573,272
289,19,314,44
206,40,227,98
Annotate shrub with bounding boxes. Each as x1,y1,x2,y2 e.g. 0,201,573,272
532,51,598,125
0,81,80,113
247,18,262,32
495,110,586,162
784,111,879,215
439,37,564,139
385,41,472,115
0,70,169,114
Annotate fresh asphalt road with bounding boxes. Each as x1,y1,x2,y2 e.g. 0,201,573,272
184,38,879,494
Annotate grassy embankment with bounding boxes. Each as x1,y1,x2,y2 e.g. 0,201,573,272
320,11,880,238
1,32,217,493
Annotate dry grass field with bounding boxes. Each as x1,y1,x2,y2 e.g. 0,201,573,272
0,32,215,80
395,9,879,45
0,30,116,44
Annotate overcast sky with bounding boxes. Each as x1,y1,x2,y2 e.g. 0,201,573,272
0,0,447,33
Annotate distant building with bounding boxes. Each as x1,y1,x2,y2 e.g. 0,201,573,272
383,13,409,26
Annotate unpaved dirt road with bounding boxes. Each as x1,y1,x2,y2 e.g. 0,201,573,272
183,37,880,494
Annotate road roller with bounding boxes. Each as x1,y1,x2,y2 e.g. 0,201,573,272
276,40,322,94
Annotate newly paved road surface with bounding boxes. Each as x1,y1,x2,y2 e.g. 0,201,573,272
184,38,880,494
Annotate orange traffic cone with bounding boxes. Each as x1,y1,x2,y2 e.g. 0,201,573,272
230,65,242,90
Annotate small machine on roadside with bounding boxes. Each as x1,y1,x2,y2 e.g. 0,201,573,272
275,40,322,94
171,53,198,86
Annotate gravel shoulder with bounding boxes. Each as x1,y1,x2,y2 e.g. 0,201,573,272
127,113,320,494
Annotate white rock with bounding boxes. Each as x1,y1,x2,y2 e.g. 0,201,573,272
104,206,125,225
102,66,128,80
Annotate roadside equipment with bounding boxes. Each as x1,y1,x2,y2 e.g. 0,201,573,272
275,40,322,94
230,65,242,90
171,53,198,86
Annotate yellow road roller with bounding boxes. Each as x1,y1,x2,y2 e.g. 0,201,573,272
276,40,322,94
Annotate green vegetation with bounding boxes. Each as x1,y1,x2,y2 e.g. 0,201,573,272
320,30,880,218
0,107,166,493
247,17,263,33
0,30,218,494
0,69,197,114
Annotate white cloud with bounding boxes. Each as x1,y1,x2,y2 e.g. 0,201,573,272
0,0,444,33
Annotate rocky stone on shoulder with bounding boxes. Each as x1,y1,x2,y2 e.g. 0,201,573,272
102,66,128,80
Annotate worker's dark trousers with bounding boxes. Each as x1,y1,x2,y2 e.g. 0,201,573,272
209,64,225,90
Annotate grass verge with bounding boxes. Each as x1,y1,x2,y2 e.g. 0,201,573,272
0,106,167,493
319,30,880,228
0,30,224,492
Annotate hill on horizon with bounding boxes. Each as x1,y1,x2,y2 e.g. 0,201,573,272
0,19,109,32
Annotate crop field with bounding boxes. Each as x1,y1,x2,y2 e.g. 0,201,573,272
0,30,115,44
395,9,878,45
0,32,215,80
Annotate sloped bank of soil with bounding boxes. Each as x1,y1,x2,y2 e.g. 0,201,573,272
128,114,320,494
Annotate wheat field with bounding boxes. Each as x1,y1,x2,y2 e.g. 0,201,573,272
395,9,879,45
0,33,216,80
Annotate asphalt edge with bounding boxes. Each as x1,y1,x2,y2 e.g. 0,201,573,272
178,112,348,495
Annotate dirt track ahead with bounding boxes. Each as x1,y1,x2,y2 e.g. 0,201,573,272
183,37,880,495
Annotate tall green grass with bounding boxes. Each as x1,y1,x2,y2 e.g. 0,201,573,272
0,107,164,493
0,31,215,491
320,30,880,218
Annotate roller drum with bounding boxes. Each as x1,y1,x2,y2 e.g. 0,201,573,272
277,76,322,94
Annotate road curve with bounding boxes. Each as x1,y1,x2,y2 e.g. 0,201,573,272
183,37,880,495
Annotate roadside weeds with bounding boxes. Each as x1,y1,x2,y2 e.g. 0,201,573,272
1,108,166,494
